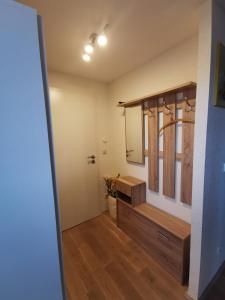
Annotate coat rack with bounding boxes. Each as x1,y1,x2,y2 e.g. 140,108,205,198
118,82,196,205
159,119,195,134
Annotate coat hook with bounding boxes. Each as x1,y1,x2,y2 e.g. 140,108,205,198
148,107,154,117
184,97,195,112
163,99,173,116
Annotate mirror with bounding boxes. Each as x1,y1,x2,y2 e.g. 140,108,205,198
125,105,144,164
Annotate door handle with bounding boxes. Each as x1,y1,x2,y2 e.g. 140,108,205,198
87,155,96,159
87,155,96,164
126,150,134,153
126,150,134,157
158,231,169,242
88,159,96,164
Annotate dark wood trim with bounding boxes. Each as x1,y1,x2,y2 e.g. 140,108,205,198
199,260,225,300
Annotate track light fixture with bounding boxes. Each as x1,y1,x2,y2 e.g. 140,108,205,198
82,53,91,62
82,25,109,62
97,34,107,47
84,43,94,54
97,24,108,47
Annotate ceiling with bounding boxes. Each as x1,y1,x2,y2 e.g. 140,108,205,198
18,0,201,83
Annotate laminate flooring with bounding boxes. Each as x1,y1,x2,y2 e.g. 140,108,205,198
62,213,188,300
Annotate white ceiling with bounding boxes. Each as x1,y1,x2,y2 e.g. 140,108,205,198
18,0,201,83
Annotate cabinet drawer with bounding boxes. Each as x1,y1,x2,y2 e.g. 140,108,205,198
130,207,182,252
154,226,182,254
117,200,184,282
117,199,130,218
149,242,183,281
116,181,132,197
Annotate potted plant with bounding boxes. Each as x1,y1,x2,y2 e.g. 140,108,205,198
104,174,120,220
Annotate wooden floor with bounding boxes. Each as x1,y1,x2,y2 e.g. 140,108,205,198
62,213,188,300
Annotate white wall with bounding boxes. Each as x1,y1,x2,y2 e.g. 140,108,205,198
188,1,212,298
199,0,225,297
0,2,64,299
200,1,225,293
48,71,111,228
108,36,198,223
188,1,225,298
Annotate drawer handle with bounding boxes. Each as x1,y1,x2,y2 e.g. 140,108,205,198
158,231,169,242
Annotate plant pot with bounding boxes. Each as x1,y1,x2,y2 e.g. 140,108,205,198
107,195,117,220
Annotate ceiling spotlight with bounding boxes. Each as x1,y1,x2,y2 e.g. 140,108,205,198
84,43,94,54
82,53,91,62
97,34,108,47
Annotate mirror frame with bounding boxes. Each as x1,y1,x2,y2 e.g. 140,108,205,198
125,104,145,164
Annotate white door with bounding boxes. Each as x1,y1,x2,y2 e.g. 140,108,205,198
49,79,101,231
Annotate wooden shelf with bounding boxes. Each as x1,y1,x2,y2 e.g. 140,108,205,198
117,81,196,108
116,176,145,187
115,176,146,206
134,203,190,240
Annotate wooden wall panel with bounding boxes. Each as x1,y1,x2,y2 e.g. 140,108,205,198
148,99,159,192
123,83,196,203
163,94,176,198
181,89,196,205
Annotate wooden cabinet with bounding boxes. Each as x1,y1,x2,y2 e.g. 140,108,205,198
115,176,146,206
117,200,191,284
